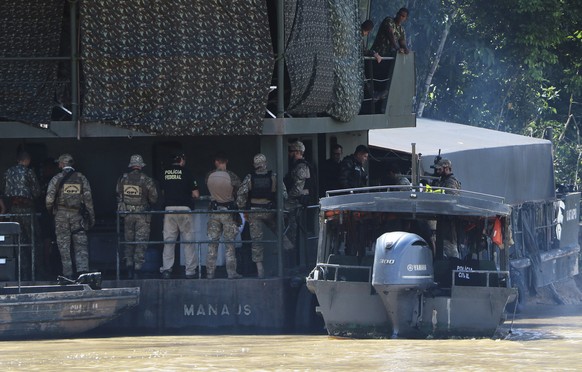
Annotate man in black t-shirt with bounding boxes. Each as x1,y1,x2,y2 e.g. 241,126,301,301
159,153,199,279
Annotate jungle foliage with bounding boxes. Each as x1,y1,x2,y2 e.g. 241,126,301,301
367,0,582,187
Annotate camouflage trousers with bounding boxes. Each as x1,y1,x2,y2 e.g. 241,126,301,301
55,209,89,277
123,213,151,271
207,210,238,277
161,206,197,276
9,206,40,280
285,199,301,249
248,210,275,263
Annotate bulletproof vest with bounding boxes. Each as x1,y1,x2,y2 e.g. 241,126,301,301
120,171,147,206
296,159,316,195
250,171,273,200
59,172,84,208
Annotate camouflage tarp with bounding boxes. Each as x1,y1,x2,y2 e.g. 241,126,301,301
81,0,273,135
0,0,64,124
285,0,362,122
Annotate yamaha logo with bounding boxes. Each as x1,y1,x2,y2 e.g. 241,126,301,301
407,264,427,271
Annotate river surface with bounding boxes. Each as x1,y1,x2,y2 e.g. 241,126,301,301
1,304,581,371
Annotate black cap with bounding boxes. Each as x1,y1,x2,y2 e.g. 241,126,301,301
355,145,369,154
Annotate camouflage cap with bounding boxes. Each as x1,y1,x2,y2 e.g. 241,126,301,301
56,153,74,166
253,153,267,169
289,141,305,153
435,158,452,169
128,154,146,168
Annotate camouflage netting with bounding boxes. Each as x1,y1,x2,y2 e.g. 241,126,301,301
325,0,362,122
81,0,273,135
284,0,334,115
284,0,362,121
0,0,64,124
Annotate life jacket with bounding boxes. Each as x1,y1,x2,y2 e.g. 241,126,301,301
250,171,273,200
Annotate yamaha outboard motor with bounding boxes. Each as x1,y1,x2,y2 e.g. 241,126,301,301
372,232,434,338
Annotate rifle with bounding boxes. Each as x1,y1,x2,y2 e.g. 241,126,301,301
52,170,75,215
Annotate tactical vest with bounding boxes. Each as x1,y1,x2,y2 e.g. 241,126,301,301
120,171,147,206
250,171,273,200
284,159,316,204
59,172,84,209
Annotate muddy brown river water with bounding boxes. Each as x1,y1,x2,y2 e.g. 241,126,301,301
0,304,581,371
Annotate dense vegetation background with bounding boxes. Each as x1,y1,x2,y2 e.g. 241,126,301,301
368,0,582,187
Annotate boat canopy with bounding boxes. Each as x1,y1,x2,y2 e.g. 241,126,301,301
321,188,511,218
370,119,555,204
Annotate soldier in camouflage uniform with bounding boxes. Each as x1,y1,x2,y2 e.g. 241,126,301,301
116,154,158,279
433,158,462,259
236,154,288,278
45,154,95,278
2,151,41,279
206,152,241,279
283,141,312,252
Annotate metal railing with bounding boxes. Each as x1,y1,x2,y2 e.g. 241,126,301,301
0,212,38,281
115,205,320,280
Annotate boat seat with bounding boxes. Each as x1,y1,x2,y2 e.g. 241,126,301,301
327,254,358,266
326,254,370,282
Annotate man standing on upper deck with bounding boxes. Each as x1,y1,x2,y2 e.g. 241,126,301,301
338,145,369,189
160,153,199,279
206,152,242,279
3,150,41,279
371,7,410,57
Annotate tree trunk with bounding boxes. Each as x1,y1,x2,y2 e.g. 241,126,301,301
417,13,453,118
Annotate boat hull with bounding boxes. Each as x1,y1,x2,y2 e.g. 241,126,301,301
306,279,391,338
307,278,517,339
0,285,140,340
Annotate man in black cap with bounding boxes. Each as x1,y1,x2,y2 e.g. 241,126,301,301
338,145,369,189
432,158,461,195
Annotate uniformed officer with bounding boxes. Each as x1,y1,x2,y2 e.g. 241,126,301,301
116,154,158,279
283,141,312,250
160,153,199,279
206,152,241,279
236,153,288,278
45,154,95,278
2,150,41,279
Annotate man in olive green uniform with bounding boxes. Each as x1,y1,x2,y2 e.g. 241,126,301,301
236,154,288,278
116,154,158,279
283,141,312,250
46,154,95,278
206,152,241,279
2,151,41,279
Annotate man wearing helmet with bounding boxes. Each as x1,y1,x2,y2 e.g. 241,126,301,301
283,141,313,253
237,153,288,278
46,153,95,278
116,154,158,279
